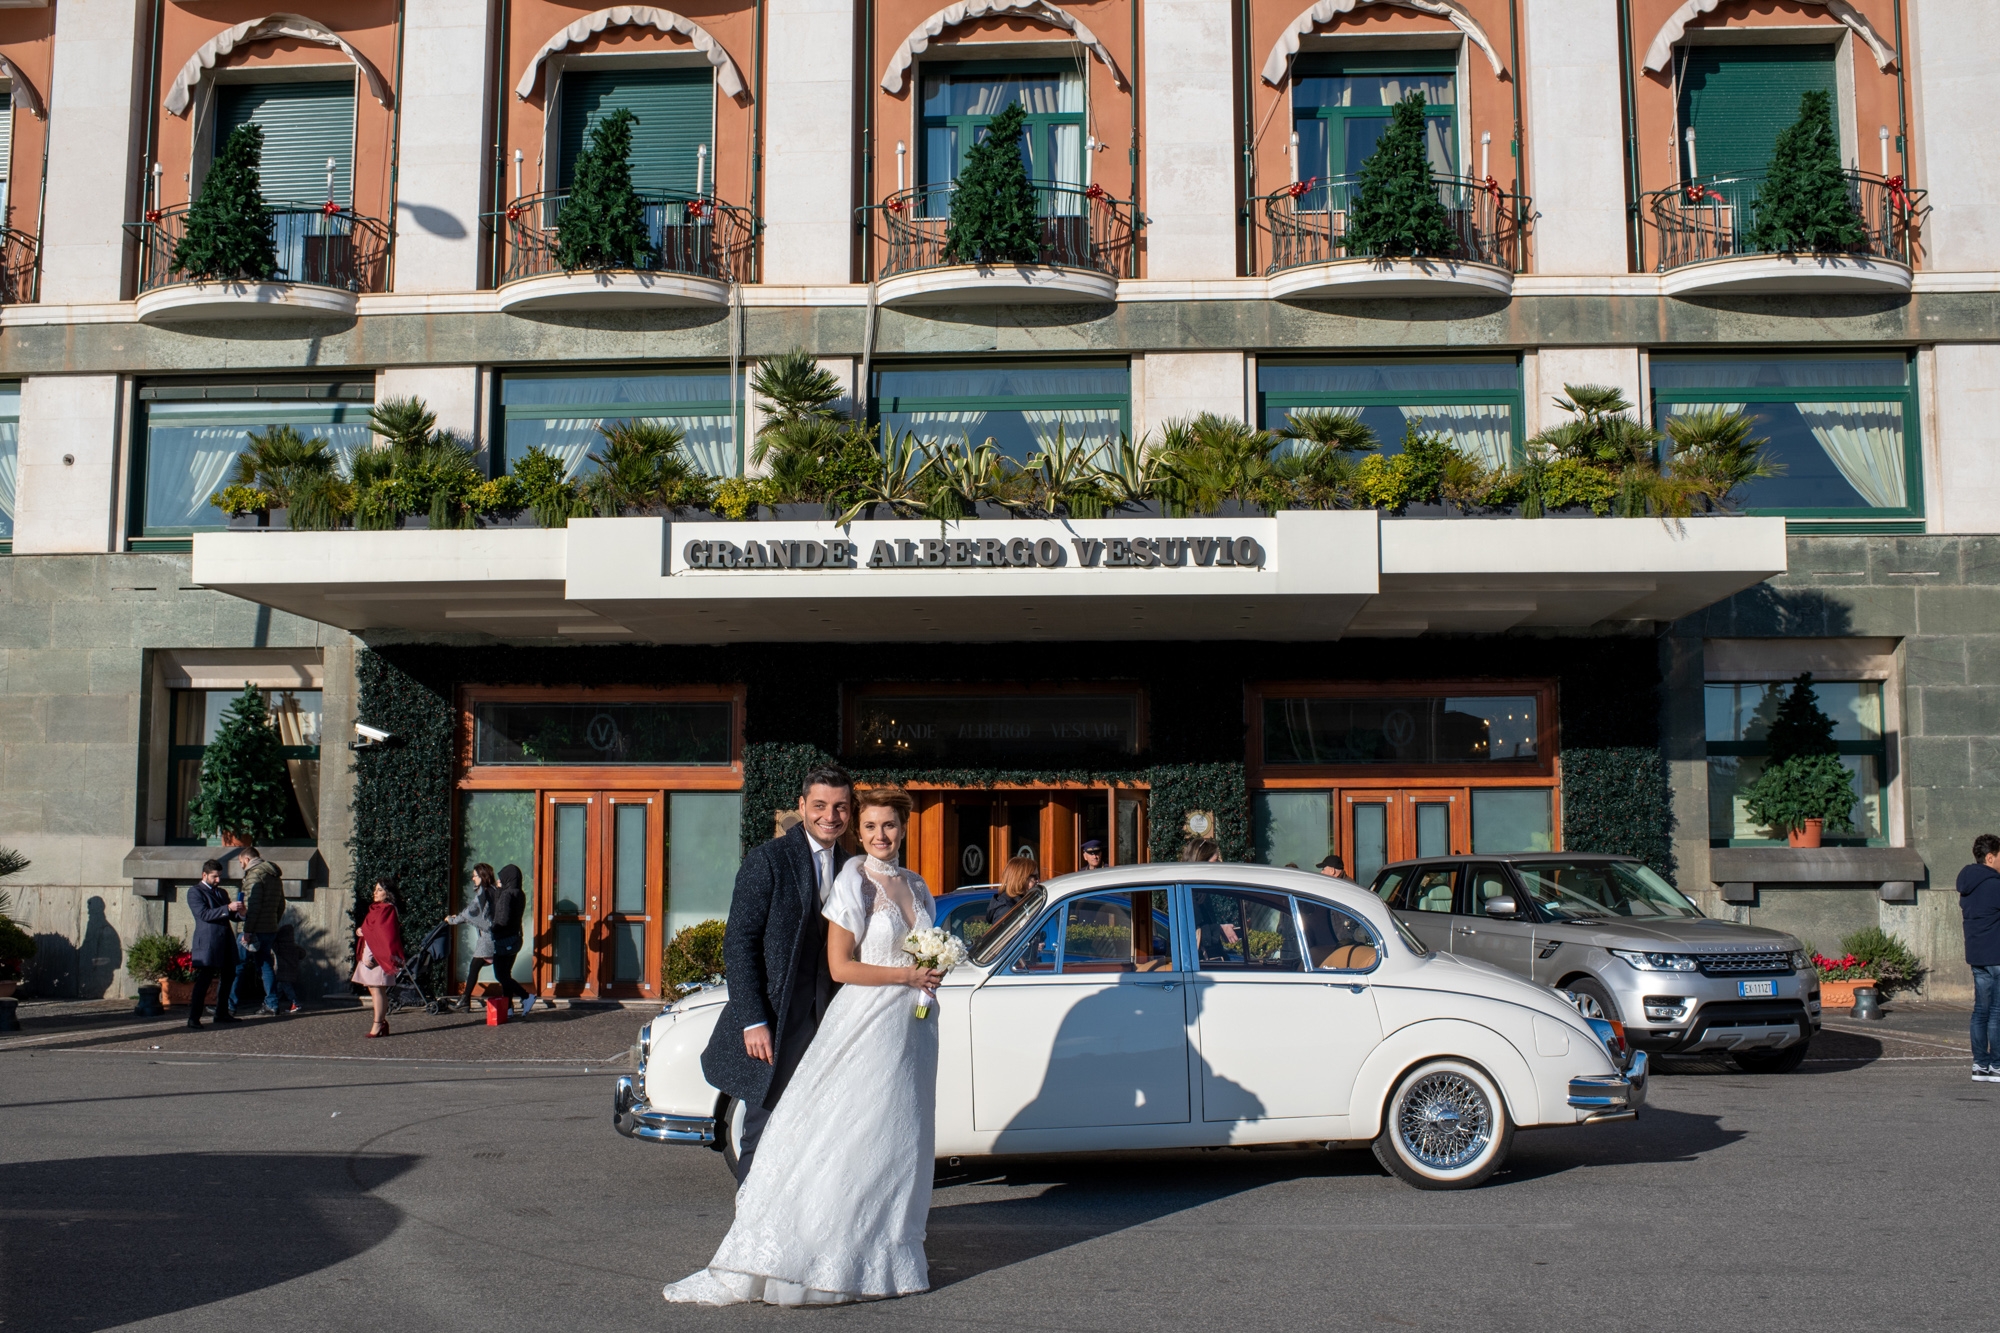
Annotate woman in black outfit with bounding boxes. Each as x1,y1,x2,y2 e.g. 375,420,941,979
489,864,534,1016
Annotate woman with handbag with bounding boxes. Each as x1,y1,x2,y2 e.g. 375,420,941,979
354,874,406,1038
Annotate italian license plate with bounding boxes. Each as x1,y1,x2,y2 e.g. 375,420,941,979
1739,979,1778,998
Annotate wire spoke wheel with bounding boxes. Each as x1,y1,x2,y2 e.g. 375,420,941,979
1395,1072,1493,1170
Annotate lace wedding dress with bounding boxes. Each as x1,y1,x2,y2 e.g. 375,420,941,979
663,856,939,1306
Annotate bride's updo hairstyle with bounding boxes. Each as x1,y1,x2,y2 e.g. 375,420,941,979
855,786,914,823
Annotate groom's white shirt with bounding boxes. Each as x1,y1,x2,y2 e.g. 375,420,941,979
745,828,834,1033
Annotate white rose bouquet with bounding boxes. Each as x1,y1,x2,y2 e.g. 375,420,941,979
902,925,969,1019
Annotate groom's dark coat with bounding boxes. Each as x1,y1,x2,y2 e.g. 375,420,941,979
701,821,851,1108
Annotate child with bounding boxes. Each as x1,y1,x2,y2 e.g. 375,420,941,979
268,922,305,1015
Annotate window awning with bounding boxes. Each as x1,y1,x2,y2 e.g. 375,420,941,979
1641,0,1897,74
1261,0,1504,88
881,0,1126,95
514,6,747,102
164,14,393,117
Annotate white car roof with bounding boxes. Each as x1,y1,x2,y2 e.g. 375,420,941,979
1033,862,1395,935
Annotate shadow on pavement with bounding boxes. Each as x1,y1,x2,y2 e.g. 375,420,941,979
0,1151,414,1330
1500,1105,1744,1183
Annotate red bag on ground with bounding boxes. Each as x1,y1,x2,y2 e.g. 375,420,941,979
485,995,509,1026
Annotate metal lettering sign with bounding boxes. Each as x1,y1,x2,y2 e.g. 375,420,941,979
680,534,1266,571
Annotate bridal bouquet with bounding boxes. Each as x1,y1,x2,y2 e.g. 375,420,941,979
903,926,969,1019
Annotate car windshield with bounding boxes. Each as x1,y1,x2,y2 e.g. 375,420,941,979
971,886,1046,966
1511,860,1702,921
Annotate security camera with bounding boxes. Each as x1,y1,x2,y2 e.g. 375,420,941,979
351,722,394,750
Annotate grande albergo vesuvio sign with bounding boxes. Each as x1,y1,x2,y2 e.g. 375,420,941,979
680,533,1267,571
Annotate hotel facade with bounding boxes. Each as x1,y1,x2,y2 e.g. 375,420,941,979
1,0,1993,1005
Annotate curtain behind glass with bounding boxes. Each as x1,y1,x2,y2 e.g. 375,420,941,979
1399,404,1512,470
0,421,15,538
1259,361,1514,395
270,693,320,840
146,424,249,530
504,375,737,479
876,365,1128,398
1795,401,1906,508
1649,358,1906,390
1021,408,1122,458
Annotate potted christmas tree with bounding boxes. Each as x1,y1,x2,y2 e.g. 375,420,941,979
942,102,1044,267
1345,92,1457,260
1741,672,1857,848
1745,90,1866,255
554,108,655,272
173,123,279,283
184,685,294,847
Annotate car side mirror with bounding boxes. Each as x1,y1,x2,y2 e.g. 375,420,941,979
1483,896,1519,918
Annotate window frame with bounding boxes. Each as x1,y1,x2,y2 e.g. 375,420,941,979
0,378,18,553
456,685,747,792
496,365,746,481
869,359,1131,462
1648,351,1924,532
1703,678,1891,848
999,886,1180,976
916,58,1088,188
1290,48,1460,183
841,680,1148,763
1247,679,1558,781
164,686,323,847
1256,355,1525,466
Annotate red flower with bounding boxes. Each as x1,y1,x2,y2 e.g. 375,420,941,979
1084,183,1108,201
145,208,162,224
322,200,342,217
1286,176,1317,199
685,199,707,220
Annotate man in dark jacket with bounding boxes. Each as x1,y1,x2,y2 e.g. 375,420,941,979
487,864,532,1016
186,860,245,1029
1959,834,2000,1081
230,847,284,1014
700,765,854,1181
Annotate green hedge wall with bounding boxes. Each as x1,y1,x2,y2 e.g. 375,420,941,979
352,633,1673,921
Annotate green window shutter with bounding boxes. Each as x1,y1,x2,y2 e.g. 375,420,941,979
0,89,13,189
217,80,357,206
1678,46,1837,179
557,68,715,195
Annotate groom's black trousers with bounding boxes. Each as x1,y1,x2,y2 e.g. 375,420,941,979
734,1006,821,1182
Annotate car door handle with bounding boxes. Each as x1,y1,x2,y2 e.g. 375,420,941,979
1324,982,1368,994
1133,979,1179,990
1453,925,1476,935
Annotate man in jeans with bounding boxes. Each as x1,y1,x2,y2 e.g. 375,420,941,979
229,846,285,1015
1957,833,2000,1082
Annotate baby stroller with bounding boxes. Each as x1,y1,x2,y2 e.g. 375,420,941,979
386,918,453,1015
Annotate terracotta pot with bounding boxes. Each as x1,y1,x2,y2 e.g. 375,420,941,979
1788,818,1825,848
0,979,17,998
160,977,194,1008
1818,977,1876,1010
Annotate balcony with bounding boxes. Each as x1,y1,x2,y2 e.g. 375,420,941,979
1644,170,1922,295
489,190,755,312
0,226,36,304
863,182,1136,306
1253,174,1528,299
129,204,390,322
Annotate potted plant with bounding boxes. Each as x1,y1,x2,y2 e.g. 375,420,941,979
126,932,192,1008
1811,949,1878,1012
663,918,727,1002
184,685,294,847
1740,672,1855,847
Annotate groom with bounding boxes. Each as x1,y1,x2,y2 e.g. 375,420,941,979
702,764,856,1181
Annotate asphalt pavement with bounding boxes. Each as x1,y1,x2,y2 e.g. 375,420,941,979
1,1003,1990,1333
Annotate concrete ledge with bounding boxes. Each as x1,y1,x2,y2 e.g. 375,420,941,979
134,282,360,324
1268,257,1514,300
1708,846,1927,885
495,270,731,311
122,845,326,900
1659,253,1913,296
876,264,1117,306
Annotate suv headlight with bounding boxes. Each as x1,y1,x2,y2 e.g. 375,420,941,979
1611,948,1698,972
1789,949,1810,972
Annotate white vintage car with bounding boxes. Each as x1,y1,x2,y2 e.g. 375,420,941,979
615,864,1646,1189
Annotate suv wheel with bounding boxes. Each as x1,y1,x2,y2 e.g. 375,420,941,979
1372,1059,1514,1190
1732,1037,1810,1074
1564,977,1620,1023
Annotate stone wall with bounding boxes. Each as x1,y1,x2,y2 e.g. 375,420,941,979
0,553,358,999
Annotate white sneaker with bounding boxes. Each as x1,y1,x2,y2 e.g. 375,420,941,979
1972,1065,1999,1082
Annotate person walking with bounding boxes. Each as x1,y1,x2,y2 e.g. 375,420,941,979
230,845,284,1015
354,874,406,1039
268,921,304,1015
1958,834,2000,1082
447,863,500,1014
701,765,855,1182
489,864,533,1017
186,859,245,1029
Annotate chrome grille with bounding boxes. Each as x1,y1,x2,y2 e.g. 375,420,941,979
1696,951,1793,977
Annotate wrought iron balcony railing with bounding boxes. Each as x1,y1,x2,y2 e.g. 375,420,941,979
0,226,37,303
1642,169,1923,272
488,189,756,287
861,182,1138,280
127,203,391,295
1250,173,1529,275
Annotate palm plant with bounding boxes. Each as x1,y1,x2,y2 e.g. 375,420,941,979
1151,414,1280,516
1523,384,1670,518
220,423,346,529
750,349,846,463
0,847,27,880
1271,408,1377,509
1663,407,1783,514
367,396,437,456
1024,425,1114,518
581,420,710,516
835,429,936,524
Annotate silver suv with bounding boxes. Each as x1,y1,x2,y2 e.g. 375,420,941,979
1375,854,1822,1073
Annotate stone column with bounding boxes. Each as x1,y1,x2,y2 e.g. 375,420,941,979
762,0,854,285
1523,0,1631,275
1142,0,1238,280
391,0,495,293
38,0,148,303
12,376,124,554
1133,352,1247,441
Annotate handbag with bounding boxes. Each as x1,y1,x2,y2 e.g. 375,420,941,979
485,995,510,1026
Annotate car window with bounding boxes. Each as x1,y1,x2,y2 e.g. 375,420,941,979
1374,868,1408,905
1192,888,1303,971
1296,898,1381,972
1464,864,1515,915
1005,890,1174,975
1406,868,1457,914
1512,861,1702,922
976,886,1047,966
942,899,996,949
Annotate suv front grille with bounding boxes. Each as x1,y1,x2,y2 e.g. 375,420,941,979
1696,951,1794,977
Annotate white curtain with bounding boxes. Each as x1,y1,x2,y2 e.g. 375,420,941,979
1021,408,1122,459
0,421,16,538
270,691,320,840
1400,404,1512,471
898,409,989,447
652,414,736,477
1665,403,1747,417
148,425,247,529
509,376,737,480
1796,401,1907,509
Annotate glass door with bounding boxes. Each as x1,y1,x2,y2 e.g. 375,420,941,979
1339,789,1469,888
537,791,662,999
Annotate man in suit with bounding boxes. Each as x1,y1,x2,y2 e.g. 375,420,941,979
186,860,245,1029
701,765,855,1181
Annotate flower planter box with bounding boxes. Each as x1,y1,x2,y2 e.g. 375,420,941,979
226,508,289,530
160,977,194,1008
1817,978,1876,1010
762,503,827,521
472,510,541,529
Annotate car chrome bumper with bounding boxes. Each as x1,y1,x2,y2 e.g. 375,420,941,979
612,1075,715,1145
1567,1050,1648,1123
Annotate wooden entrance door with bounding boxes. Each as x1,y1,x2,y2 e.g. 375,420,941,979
538,791,662,1000
908,788,1152,891
1338,788,1469,888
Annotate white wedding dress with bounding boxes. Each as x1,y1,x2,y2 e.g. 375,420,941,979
663,856,939,1306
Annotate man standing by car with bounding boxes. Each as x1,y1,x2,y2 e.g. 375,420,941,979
229,846,284,1015
186,860,245,1029
1958,834,2000,1082
701,766,855,1180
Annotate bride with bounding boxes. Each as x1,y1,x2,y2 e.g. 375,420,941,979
664,786,945,1306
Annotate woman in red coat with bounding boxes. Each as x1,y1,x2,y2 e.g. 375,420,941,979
354,874,406,1038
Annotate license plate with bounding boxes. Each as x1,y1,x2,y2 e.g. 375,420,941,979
1739,979,1778,998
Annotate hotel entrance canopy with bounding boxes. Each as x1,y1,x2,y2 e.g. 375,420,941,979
191,512,1788,642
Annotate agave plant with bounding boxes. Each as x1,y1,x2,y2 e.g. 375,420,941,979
1663,406,1784,514
1093,433,1163,509
1024,425,1115,518
835,429,936,524
921,434,1025,520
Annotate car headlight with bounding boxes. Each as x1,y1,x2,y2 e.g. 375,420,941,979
1789,949,1810,972
1611,948,1698,972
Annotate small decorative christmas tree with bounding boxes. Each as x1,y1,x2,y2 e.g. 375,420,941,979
173,123,279,282
1741,672,1857,840
942,102,1044,266
555,108,655,271
1745,90,1865,254
185,685,293,843
1345,92,1457,259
